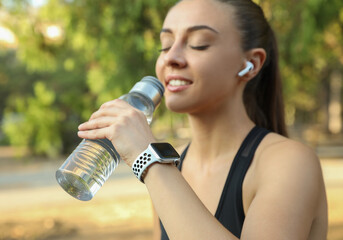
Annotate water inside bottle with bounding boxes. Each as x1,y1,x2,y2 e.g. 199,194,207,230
120,93,153,124
57,81,158,200
56,139,118,201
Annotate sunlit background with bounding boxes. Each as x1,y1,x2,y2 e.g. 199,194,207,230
0,0,342,239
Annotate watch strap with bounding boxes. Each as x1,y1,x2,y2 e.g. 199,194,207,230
132,147,159,183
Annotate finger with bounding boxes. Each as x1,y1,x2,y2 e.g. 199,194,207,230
77,127,111,140
99,99,130,110
89,99,133,121
78,116,115,131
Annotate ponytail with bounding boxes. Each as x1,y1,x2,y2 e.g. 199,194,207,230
218,0,288,136
244,27,288,136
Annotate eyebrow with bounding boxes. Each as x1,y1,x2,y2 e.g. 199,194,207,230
160,25,219,34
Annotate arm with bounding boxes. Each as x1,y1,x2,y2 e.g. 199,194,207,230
145,163,238,240
152,204,161,240
241,140,327,239
152,143,188,240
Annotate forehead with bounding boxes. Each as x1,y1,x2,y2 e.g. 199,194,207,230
163,0,237,33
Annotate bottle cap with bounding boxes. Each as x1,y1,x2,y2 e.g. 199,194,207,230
129,76,164,108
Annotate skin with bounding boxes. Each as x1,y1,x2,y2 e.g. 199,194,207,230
78,0,328,239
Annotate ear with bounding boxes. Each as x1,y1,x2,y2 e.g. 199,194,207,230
239,48,266,81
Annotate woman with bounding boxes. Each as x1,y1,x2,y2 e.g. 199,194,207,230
78,0,328,239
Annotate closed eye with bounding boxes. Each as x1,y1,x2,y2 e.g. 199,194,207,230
159,45,210,52
158,47,171,52
190,45,209,50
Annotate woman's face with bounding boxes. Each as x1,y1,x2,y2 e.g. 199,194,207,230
155,0,245,114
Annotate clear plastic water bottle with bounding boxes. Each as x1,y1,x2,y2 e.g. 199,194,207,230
56,76,164,201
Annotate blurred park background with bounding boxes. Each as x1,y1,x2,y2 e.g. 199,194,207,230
0,0,342,239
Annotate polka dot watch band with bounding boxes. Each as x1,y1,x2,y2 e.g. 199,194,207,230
132,147,159,183
132,143,180,183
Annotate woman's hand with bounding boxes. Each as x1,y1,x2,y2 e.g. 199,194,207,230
77,99,156,166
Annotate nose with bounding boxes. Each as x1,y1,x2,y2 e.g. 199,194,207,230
163,44,187,68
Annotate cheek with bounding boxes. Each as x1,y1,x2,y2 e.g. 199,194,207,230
192,56,239,100
155,55,164,81
194,48,239,78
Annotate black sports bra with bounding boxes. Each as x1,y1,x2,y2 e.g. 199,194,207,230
160,126,270,239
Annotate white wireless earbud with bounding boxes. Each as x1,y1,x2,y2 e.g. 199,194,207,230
238,61,254,77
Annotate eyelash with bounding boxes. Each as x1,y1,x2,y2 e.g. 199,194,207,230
158,47,171,52
158,45,210,52
191,45,209,50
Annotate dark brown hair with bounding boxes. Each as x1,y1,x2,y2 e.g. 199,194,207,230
217,0,288,136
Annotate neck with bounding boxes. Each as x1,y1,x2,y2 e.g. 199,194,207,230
187,97,255,165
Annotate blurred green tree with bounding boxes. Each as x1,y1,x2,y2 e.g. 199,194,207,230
3,81,64,157
0,0,175,156
260,0,343,134
0,0,342,157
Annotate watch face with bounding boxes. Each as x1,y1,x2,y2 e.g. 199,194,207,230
150,143,180,159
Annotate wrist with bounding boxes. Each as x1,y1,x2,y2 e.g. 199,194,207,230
141,162,173,182
131,143,180,183
143,162,175,183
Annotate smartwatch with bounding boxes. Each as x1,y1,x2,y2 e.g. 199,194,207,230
132,143,180,183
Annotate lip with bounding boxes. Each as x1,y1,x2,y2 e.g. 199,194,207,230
165,75,193,93
165,75,193,85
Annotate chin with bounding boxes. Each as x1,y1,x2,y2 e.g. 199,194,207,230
166,101,207,115
166,104,187,113
165,100,191,114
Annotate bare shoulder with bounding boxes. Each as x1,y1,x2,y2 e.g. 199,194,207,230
253,132,326,209
256,133,322,175
242,133,328,239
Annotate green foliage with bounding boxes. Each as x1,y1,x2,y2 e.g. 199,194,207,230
0,0,342,157
0,0,176,157
3,81,64,157
262,0,343,124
